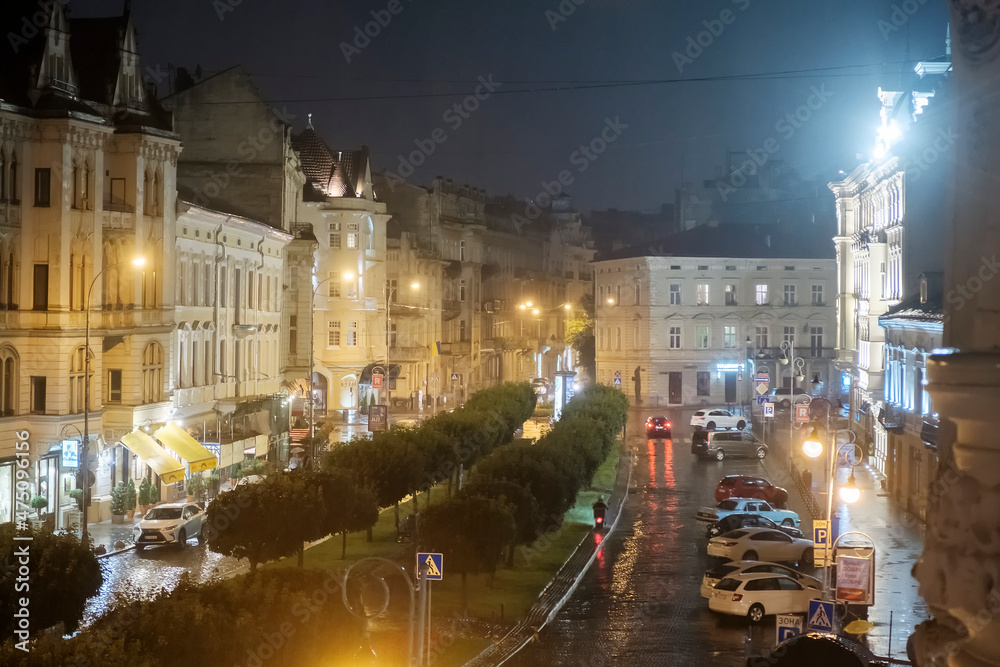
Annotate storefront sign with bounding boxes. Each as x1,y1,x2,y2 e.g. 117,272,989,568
716,363,745,372
836,555,873,604
62,440,79,468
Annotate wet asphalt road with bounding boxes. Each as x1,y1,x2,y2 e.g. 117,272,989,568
508,408,809,667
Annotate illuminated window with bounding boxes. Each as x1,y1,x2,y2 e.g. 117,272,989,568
328,321,341,347
669,326,682,349
696,326,709,349
724,326,736,349
697,283,709,306
669,283,681,305
755,284,768,305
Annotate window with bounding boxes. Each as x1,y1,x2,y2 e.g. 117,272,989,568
634,281,641,305
329,233,341,249
390,323,397,348
387,279,398,302
30,376,45,415
108,369,122,403
812,284,824,305
0,346,18,416
219,265,227,307
810,326,823,353
288,315,297,355
346,321,358,346
459,319,468,342
142,342,163,402
756,265,767,271
329,271,341,298
697,283,709,306
633,324,640,349
783,284,796,306
205,339,212,386
755,284,767,305
669,283,682,305
328,321,341,347
783,326,795,345
724,283,737,306
8,154,17,203
669,326,681,349
33,168,50,207
696,325,710,349
784,265,795,272
459,240,466,262
219,339,227,379
697,372,711,396
346,233,358,249
670,264,681,270
697,265,709,271
724,326,737,349
755,326,768,349
346,275,357,299
32,264,48,310
69,347,89,414
459,280,466,302
615,327,621,350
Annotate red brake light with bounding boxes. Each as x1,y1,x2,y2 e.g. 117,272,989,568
595,517,603,524
732,594,743,602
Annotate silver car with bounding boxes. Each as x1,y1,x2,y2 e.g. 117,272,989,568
133,502,205,550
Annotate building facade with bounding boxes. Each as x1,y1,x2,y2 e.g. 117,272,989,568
828,53,950,475
594,223,836,408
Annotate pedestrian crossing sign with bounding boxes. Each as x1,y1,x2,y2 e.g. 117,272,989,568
807,599,835,632
417,552,443,580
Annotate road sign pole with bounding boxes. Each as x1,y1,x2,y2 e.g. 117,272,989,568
425,580,432,667
415,565,427,667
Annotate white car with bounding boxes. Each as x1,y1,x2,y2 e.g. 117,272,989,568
700,560,822,598
709,572,823,622
696,498,799,527
691,409,747,431
707,527,815,565
133,502,205,550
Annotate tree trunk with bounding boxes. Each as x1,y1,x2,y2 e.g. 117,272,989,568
298,542,304,568
394,501,401,539
458,463,464,491
506,542,515,568
461,572,468,614
447,474,453,498
341,531,347,559
366,526,373,542
425,487,432,510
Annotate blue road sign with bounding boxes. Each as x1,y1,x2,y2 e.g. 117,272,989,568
417,552,443,581
450,373,460,382
807,599,835,632
763,403,775,418
757,395,768,406
776,614,803,643
613,377,622,387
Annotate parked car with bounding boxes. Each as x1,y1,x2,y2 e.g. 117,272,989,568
705,513,803,539
715,475,788,506
708,572,822,622
691,431,767,461
691,408,747,431
696,498,800,527
133,502,205,550
645,416,672,438
767,388,811,410
700,560,822,598
707,527,814,565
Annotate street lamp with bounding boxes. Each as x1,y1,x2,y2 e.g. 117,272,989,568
839,473,861,504
802,427,824,459
81,256,145,544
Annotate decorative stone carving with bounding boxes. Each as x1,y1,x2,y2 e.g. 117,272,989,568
951,0,1000,64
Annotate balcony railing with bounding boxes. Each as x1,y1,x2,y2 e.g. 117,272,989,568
0,202,21,228
920,416,939,450
438,341,471,356
104,197,135,213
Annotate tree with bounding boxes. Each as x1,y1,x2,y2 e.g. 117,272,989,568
420,495,516,611
0,522,102,638
303,470,379,559
205,473,323,575
462,479,541,564
565,293,595,381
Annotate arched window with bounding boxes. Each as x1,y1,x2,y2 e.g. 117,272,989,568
142,342,164,403
0,345,18,416
9,153,17,203
0,151,6,201
69,346,92,414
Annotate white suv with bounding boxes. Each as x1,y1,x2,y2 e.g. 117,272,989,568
134,502,205,550
691,409,747,431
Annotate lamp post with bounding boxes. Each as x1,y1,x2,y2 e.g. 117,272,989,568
802,420,860,599
309,276,335,464
81,257,145,544
780,340,805,471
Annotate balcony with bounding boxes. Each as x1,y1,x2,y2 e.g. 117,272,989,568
878,403,906,434
442,299,462,321
920,416,939,450
438,341,472,356
390,346,429,361
291,222,316,240
0,202,20,229
101,208,136,231
390,302,428,317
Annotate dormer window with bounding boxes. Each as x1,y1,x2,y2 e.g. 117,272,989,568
920,275,928,304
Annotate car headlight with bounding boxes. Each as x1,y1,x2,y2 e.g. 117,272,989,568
163,524,178,532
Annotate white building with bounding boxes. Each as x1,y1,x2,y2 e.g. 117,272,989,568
594,223,835,408
0,3,180,526
828,53,950,474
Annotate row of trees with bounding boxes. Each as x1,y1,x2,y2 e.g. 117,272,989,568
322,382,537,532
420,384,629,608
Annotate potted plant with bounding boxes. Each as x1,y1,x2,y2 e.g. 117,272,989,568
148,481,159,506
125,478,137,520
207,472,221,499
110,482,127,524
69,488,84,512
138,478,151,515
30,496,47,519
186,474,204,503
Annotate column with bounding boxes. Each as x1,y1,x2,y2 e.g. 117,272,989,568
909,8,1000,666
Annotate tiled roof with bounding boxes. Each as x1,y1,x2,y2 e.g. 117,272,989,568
598,222,836,261
880,291,944,323
291,127,369,199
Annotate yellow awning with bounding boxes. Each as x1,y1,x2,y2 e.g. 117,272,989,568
120,430,186,484
154,423,217,473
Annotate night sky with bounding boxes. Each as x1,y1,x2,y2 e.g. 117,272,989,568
80,0,949,213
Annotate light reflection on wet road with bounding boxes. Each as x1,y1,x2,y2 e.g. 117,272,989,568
83,541,245,626
508,410,788,666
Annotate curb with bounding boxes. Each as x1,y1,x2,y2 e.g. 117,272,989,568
97,544,135,559
463,447,635,667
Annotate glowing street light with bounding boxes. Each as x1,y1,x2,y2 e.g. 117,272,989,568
410,282,420,290
564,303,572,311
532,309,540,316
839,474,861,504
802,428,824,459
607,297,615,305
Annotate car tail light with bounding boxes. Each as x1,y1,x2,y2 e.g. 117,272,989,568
732,594,743,602
720,540,738,547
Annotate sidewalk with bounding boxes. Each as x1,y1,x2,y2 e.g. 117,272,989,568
767,415,927,661
464,447,634,667
84,515,140,556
